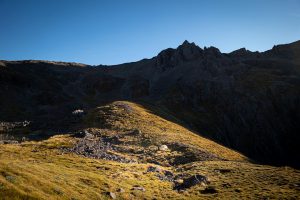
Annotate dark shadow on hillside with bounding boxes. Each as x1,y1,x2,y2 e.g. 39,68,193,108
1,59,299,169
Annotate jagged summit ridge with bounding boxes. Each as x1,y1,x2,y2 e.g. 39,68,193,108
156,40,202,65
156,40,224,67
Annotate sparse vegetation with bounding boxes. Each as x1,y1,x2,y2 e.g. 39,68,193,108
0,101,299,199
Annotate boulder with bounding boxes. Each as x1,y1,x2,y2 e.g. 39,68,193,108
147,166,163,173
132,129,142,135
108,192,116,199
132,186,146,191
159,145,169,151
72,109,84,115
174,174,210,190
164,170,174,177
148,145,159,151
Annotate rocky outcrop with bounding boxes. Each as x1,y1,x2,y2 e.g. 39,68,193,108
64,130,135,163
174,174,210,190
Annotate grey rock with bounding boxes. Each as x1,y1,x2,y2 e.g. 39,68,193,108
159,145,169,151
132,186,146,191
174,174,210,190
147,166,162,173
164,170,173,177
108,192,116,199
148,145,159,151
132,129,142,135
63,132,134,163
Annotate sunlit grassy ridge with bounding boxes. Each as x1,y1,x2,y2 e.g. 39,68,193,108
0,101,299,199
83,101,246,161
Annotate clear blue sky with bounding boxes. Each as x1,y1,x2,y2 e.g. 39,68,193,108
0,0,299,65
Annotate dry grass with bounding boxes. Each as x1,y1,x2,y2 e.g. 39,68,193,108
0,101,299,199
83,101,246,161
0,136,178,200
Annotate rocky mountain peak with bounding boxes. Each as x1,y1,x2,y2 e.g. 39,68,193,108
182,40,191,45
156,40,203,68
203,46,222,57
180,40,197,48
266,40,300,61
229,48,254,57
176,40,203,60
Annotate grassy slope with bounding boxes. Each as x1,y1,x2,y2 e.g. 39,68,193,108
83,101,246,161
0,101,299,199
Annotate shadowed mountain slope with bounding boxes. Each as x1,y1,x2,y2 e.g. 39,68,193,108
0,40,300,168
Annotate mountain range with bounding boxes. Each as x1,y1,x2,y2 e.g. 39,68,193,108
0,40,300,199
1,40,299,167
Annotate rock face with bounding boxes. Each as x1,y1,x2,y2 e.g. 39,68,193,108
64,131,134,163
1,40,300,168
174,174,210,190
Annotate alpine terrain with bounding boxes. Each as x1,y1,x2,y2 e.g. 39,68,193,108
0,40,299,199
